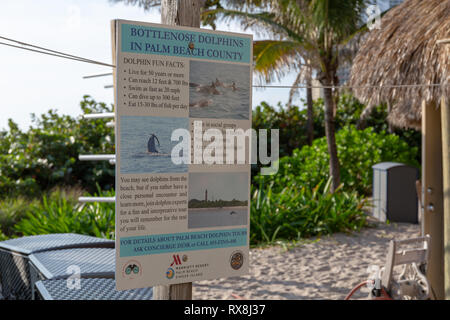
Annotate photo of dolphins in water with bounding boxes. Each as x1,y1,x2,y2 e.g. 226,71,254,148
188,172,249,229
189,60,250,120
119,116,188,174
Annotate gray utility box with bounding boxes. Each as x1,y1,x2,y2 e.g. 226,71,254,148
372,162,419,223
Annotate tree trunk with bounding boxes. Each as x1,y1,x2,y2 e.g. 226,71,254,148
322,84,340,192
306,77,314,145
154,0,200,300
161,0,201,27
387,102,394,133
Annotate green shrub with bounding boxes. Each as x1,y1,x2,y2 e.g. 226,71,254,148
255,125,419,196
0,96,115,198
14,189,115,240
252,93,390,158
252,101,323,158
79,191,115,240
250,177,368,245
0,197,39,238
252,94,421,166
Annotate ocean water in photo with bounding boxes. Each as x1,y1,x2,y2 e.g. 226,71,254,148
120,116,188,174
189,60,250,120
188,207,248,229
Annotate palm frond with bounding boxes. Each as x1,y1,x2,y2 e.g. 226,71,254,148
253,40,305,82
287,70,306,107
202,8,312,48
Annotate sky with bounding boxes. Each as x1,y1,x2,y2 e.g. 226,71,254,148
0,0,301,131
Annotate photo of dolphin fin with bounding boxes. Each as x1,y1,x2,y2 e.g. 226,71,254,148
147,133,160,153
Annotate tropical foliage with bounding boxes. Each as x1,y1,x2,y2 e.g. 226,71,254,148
252,94,421,163
254,125,419,196
250,177,368,245
203,0,375,191
0,2,426,247
0,94,421,245
14,188,115,240
0,96,115,198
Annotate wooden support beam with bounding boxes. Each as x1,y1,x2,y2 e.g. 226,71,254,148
111,19,117,114
153,0,201,300
441,95,450,299
422,100,445,299
437,39,450,45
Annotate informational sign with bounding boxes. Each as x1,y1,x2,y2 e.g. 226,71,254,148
112,19,252,290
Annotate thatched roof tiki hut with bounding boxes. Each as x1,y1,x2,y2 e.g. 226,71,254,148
349,0,449,299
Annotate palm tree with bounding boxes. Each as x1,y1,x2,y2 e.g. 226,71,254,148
251,39,316,146
204,0,371,192
110,0,373,192
287,58,314,145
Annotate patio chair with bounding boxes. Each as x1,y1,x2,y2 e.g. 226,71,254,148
28,247,115,300
0,233,114,300
346,235,432,300
380,235,432,299
35,278,153,300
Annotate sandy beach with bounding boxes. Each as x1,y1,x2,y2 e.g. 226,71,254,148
193,220,421,300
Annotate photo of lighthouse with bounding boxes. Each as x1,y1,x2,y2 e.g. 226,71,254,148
188,171,249,229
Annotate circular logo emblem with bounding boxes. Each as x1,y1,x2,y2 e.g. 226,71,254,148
182,254,188,262
166,267,175,279
230,251,244,270
122,260,142,279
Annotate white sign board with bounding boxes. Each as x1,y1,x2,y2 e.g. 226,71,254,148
113,19,252,290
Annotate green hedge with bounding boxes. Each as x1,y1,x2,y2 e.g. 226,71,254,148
254,125,419,196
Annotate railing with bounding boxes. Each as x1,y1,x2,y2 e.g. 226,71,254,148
78,113,116,203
